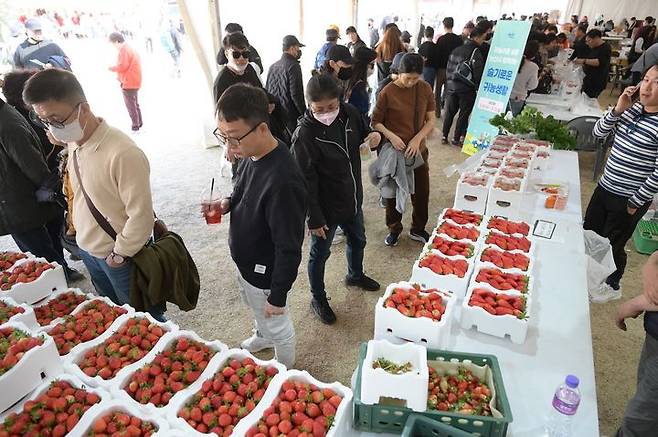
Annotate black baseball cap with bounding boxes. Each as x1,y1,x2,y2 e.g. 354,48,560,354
282,35,305,49
326,28,340,40
327,44,354,64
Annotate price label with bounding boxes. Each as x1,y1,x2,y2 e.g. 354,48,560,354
532,220,557,239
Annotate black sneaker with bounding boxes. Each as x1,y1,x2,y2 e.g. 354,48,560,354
441,136,449,145
409,230,430,243
345,274,381,291
310,297,336,325
451,139,462,147
65,268,85,283
384,232,400,247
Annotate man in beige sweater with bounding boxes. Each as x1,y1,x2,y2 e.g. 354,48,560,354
23,69,164,321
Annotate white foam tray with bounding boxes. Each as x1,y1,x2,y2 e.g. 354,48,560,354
72,398,171,437
1,257,67,304
40,296,134,359
374,282,456,350
425,232,479,261
461,282,532,344
470,264,535,295
361,339,429,412
231,369,354,437
64,312,179,387
32,288,94,327
483,229,536,256
0,251,34,272
0,296,38,330
486,178,527,220
437,208,485,230
164,348,287,436
0,321,64,413
478,245,536,275
0,373,110,432
484,216,531,237
454,172,492,215
410,250,475,298
110,330,228,416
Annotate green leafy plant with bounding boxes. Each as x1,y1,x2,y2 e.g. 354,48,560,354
489,107,576,150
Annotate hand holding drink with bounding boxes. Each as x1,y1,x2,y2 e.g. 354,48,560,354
201,178,224,225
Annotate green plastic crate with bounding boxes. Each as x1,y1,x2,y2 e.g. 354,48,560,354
352,343,513,436
401,414,476,436
633,220,658,255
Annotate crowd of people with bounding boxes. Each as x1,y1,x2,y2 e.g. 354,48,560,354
1,8,658,434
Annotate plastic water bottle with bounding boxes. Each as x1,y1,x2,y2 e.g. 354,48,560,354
545,375,581,437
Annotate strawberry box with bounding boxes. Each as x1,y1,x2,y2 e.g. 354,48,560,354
498,166,527,180
486,176,526,220
484,230,535,255
0,257,67,304
110,330,228,416
0,374,109,435
533,146,552,171
0,322,64,413
361,340,429,412
0,251,32,272
64,312,179,388
486,216,531,237
434,220,482,243
164,348,286,436
492,135,518,146
454,172,492,215
41,296,133,358
471,266,534,295
437,208,484,228
33,288,93,327
71,398,170,437
374,282,456,350
478,245,535,274
0,297,38,330
426,234,477,259
410,251,474,298
461,283,532,344
233,369,354,437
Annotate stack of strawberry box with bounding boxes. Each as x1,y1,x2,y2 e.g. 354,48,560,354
461,216,536,344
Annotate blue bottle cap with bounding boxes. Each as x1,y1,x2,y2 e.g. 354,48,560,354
566,375,579,388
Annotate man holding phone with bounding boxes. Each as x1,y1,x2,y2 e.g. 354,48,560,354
583,62,658,301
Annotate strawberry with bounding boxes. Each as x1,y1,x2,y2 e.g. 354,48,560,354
480,247,530,271
0,300,25,324
485,231,531,252
430,235,475,257
1,261,54,290
86,411,157,436
35,291,89,326
487,217,530,236
437,221,480,242
383,286,447,322
469,288,527,319
0,327,44,376
427,366,492,416
442,208,483,226
0,251,27,271
418,253,469,278
475,268,530,293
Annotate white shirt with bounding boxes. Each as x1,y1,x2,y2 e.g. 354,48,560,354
510,60,539,101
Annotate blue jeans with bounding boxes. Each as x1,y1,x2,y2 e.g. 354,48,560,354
422,67,436,89
79,250,165,322
308,209,367,301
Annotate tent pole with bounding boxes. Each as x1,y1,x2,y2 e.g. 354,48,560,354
177,0,215,93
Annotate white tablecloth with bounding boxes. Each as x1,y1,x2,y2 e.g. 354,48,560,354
352,151,599,437
525,93,603,122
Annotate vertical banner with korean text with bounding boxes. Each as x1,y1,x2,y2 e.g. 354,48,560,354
462,20,531,155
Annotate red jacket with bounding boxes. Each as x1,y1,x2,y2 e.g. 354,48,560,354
110,44,142,90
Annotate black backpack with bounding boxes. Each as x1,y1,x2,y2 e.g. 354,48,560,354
454,47,480,88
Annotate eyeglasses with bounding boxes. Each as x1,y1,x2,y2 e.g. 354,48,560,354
213,122,260,146
231,50,251,59
29,102,82,129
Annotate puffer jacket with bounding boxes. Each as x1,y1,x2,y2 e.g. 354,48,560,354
292,102,376,228
445,40,485,94
266,53,306,131
0,100,61,235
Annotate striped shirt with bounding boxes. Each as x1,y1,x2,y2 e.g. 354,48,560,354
595,103,658,208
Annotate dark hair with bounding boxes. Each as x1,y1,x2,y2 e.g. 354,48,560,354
443,17,454,29
544,33,557,44
401,31,412,44
475,20,493,32
23,69,86,106
645,16,654,24
643,61,658,77
586,29,602,39
470,27,487,39
424,26,434,38
524,40,539,59
108,32,124,43
223,32,249,50
216,83,268,127
306,73,341,103
1,70,37,108
556,32,567,42
225,23,243,34
546,24,558,33
398,53,423,75
384,22,398,32
346,26,357,34
576,24,588,34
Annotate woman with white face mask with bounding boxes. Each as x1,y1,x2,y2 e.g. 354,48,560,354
345,46,377,123
292,74,382,325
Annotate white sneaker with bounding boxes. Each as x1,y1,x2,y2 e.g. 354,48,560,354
332,228,345,245
590,283,622,304
240,331,274,352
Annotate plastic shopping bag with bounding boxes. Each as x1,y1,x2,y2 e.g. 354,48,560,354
583,230,617,300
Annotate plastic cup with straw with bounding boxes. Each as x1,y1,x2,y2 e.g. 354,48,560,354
201,177,222,224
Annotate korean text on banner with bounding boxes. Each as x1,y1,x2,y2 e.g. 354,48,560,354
462,20,531,155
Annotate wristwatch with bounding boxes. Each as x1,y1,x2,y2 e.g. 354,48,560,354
109,251,125,264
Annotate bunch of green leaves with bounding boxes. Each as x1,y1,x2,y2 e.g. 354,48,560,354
489,107,576,150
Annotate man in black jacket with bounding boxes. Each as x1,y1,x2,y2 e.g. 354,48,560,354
266,35,306,136
442,28,487,146
215,22,263,73
0,98,74,278
293,74,381,324
216,84,306,367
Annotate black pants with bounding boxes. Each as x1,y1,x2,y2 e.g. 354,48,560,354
583,186,650,286
442,91,476,141
11,212,69,271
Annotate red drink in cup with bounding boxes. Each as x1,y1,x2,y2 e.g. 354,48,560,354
202,200,222,224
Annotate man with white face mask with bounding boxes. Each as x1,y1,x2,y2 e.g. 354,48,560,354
13,18,69,70
23,69,165,322
212,33,263,103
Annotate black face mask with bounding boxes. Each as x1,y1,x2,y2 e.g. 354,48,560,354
337,66,353,80
296,50,302,60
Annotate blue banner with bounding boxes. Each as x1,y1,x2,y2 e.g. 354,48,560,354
462,20,531,155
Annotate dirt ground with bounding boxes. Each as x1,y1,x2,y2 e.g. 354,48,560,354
0,85,646,436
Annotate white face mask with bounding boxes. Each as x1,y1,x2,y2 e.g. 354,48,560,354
367,66,375,78
48,106,86,143
229,61,248,74
313,108,340,126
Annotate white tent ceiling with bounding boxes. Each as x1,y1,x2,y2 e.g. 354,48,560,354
565,0,657,24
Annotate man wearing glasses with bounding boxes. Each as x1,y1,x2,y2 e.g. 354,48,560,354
22,69,165,322
214,84,306,368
